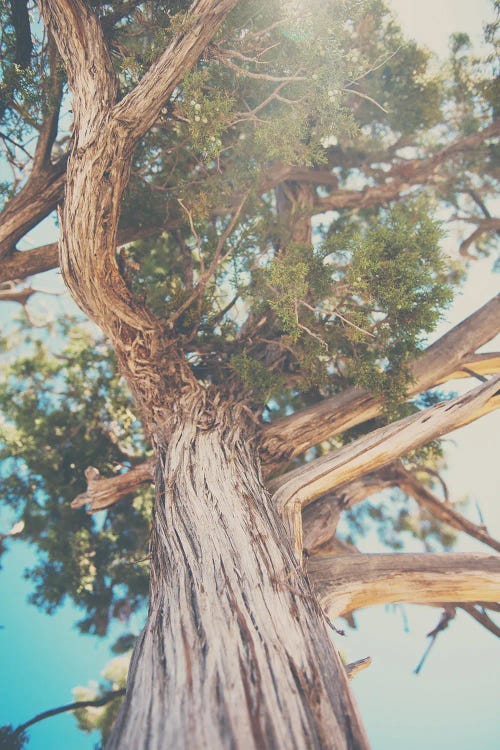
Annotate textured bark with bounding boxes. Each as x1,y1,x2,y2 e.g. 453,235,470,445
0,242,60,283
262,294,500,465
271,376,500,553
0,158,66,258
0,223,178,285
302,475,393,554
35,3,498,747
107,398,368,750
69,344,500,514
302,463,500,555
308,553,500,619
41,4,370,749
39,0,241,429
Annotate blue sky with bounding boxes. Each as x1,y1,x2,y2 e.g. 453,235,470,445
1,1,499,748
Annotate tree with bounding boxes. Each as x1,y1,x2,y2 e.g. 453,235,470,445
0,0,499,747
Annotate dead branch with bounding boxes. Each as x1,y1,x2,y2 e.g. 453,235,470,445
393,467,500,554
345,657,372,680
71,460,155,513
308,553,500,619
270,376,500,554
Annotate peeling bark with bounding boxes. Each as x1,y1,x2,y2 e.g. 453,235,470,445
107,398,368,750
69,338,500,514
33,2,499,747
71,461,155,513
308,553,500,619
271,377,500,553
40,2,370,748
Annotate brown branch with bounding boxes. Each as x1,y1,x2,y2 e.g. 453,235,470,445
39,0,117,121
112,0,239,141
70,350,500,516
0,242,60,283
0,284,36,305
459,604,500,638
345,657,372,680
261,294,500,465
303,460,500,556
10,0,32,68
315,121,500,213
459,217,500,259
308,553,500,619
0,220,183,285
0,155,67,259
70,303,500,515
393,467,500,554
71,460,155,513
302,474,393,555
270,376,500,553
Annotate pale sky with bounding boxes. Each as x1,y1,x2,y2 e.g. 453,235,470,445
345,4,499,748
388,0,494,58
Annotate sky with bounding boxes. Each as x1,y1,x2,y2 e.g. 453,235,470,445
0,1,499,749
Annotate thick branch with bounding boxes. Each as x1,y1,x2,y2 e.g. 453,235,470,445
262,294,500,464
271,377,500,543
10,0,32,68
39,0,117,123
459,217,500,259
0,222,182,285
113,0,238,141
70,352,500,514
71,460,154,513
302,474,393,554
308,553,500,619
39,0,240,426
0,284,35,304
0,156,67,259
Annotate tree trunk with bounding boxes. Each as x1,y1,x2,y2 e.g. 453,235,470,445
107,393,369,750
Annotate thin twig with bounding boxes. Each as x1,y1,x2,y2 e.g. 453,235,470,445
299,300,375,337
12,689,126,737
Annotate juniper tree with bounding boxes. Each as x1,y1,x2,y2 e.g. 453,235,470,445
0,1,499,748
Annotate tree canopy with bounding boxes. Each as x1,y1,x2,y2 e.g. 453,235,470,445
0,1,499,747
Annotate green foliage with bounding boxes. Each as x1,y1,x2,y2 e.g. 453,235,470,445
0,725,27,750
341,200,454,404
229,352,284,402
72,654,129,745
0,320,150,635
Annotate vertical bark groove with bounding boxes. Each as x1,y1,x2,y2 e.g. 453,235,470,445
107,396,369,750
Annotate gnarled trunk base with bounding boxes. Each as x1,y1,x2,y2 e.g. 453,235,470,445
107,396,368,749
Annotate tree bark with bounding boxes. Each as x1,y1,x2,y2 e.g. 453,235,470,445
271,376,500,554
107,395,369,750
308,553,500,619
262,294,500,464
